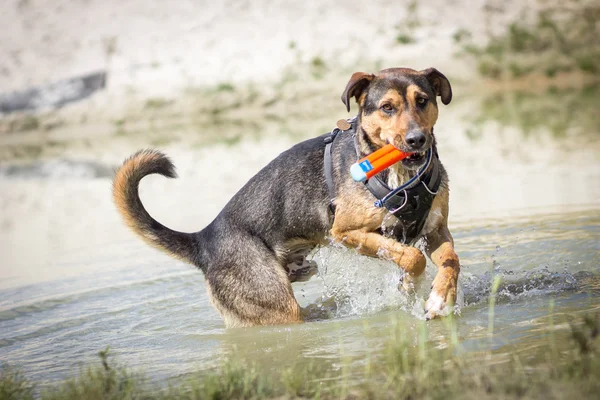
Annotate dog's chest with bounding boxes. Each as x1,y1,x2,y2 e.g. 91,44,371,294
379,206,441,244
375,166,440,243
380,213,418,244
386,163,411,189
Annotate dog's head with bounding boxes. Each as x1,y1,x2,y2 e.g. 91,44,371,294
342,67,452,170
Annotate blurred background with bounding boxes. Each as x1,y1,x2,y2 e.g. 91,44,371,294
0,0,598,390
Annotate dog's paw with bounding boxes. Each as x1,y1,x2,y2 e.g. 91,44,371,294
424,270,458,320
424,292,448,320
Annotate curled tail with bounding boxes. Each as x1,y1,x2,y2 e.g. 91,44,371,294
113,149,200,267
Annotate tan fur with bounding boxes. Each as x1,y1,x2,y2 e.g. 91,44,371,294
361,85,440,151
406,84,439,132
358,92,368,108
113,152,157,233
424,225,460,319
331,179,427,277
113,151,186,263
421,186,460,317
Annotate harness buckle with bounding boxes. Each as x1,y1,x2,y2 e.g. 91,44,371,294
324,128,340,144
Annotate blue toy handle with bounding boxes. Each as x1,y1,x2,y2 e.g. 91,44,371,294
350,163,368,182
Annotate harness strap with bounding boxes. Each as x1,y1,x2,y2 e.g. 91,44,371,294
364,172,391,199
324,117,357,214
324,132,337,213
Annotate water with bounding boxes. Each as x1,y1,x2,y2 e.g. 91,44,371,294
0,90,599,389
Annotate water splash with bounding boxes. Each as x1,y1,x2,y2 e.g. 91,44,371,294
461,266,580,306
310,246,588,321
310,245,419,319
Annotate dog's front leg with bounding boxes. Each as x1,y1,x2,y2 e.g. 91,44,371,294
330,228,426,278
424,226,460,319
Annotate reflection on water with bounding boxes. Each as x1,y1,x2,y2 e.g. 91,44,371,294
467,83,600,140
0,159,114,179
0,87,599,388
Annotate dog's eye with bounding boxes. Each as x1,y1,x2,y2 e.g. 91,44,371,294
416,97,428,107
380,104,394,112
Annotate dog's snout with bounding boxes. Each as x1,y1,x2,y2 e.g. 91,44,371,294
405,131,427,150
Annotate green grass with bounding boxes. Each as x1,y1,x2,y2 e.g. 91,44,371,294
40,350,140,400
394,0,420,46
1,312,598,400
7,115,40,133
144,98,171,109
310,57,327,80
215,83,236,92
467,83,600,139
458,0,600,80
395,34,415,45
0,366,33,400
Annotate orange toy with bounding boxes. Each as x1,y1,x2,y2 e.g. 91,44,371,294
350,144,410,182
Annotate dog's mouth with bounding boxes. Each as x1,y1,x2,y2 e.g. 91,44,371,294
401,151,427,168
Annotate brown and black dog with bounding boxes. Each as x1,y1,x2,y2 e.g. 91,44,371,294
113,67,460,327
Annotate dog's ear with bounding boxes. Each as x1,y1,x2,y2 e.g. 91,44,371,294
421,68,452,105
341,72,375,112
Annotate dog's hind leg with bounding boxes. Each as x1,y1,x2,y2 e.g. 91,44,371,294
204,238,303,328
206,270,302,328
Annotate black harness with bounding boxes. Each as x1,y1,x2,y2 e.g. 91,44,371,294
324,117,442,245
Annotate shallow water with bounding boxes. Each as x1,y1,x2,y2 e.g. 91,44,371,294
0,90,599,388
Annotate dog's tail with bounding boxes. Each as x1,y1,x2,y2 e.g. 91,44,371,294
113,149,200,267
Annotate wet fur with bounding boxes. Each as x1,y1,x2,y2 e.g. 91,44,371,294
113,67,460,327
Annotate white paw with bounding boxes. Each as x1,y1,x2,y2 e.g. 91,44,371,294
424,291,447,320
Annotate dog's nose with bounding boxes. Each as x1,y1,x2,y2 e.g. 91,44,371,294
405,131,427,150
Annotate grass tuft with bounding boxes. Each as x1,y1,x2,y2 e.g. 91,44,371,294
41,348,139,400
2,314,599,399
459,0,600,80
0,365,34,400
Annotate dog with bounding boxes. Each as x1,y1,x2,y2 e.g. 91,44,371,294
113,67,460,327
